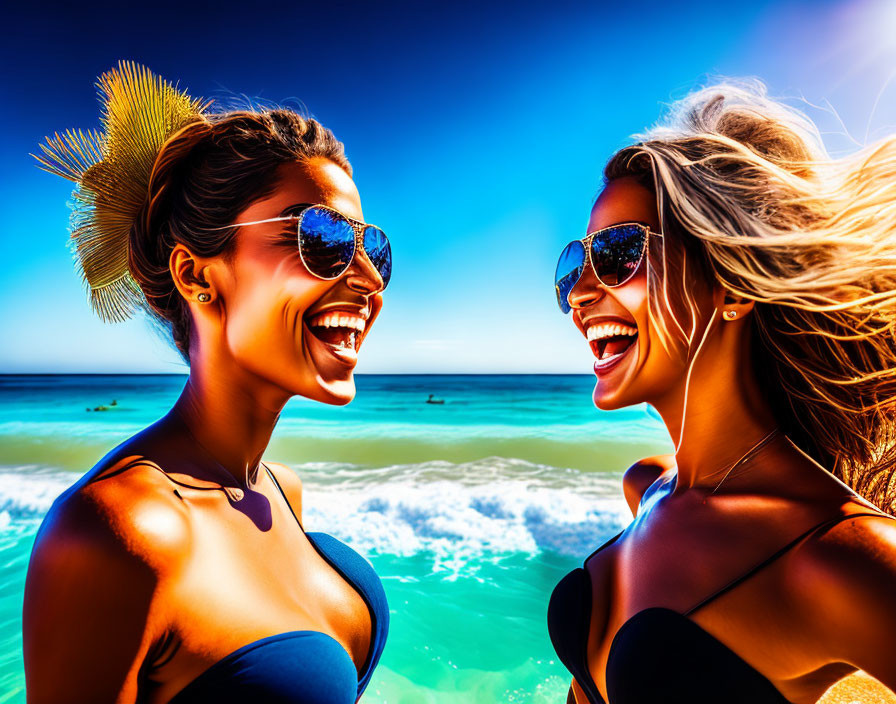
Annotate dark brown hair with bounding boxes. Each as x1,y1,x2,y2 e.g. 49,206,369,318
130,109,352,363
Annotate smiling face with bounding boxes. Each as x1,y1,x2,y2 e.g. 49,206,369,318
214,158,385,405
568,177,706,411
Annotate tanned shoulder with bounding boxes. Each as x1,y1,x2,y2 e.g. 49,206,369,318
789,512,896,687
34,457,192,577
23,457,191,703
622,454,676,516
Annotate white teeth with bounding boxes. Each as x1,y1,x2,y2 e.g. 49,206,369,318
330,342,358,360
336,331,357,349
325,331,358,356
586,322,638,342
597,349,626,364
307,311,367,332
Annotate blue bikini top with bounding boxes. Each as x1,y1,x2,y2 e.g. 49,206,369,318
547,511,890,704
167,465,389,704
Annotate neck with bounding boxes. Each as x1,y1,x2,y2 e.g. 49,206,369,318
170,349,290,488
650,318,779,493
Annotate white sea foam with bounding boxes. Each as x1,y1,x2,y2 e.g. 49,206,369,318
0,466,76,519
0,459,630,562
299,458,630,562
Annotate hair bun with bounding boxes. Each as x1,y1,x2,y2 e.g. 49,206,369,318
32,60,210,322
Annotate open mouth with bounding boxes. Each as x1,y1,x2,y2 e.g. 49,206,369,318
586,321,638,367
305,309,368,361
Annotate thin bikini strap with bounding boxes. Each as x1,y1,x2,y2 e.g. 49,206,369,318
263,462,306,531
583,527,626,567
581,475,672,566
684,511,889,616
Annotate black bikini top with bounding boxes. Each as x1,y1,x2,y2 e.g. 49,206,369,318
547,511,890,704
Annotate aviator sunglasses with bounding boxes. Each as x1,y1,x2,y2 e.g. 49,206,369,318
554,222,662,313
213,203,392,289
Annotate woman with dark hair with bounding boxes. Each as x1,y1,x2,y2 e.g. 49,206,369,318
24,62,391,703
547,81,896,704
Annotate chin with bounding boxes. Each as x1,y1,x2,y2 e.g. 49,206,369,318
593,389,625,411
315,375,357,406
591,380,639,411
276,367,357,406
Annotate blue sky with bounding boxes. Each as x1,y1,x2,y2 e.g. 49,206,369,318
2,0,895,373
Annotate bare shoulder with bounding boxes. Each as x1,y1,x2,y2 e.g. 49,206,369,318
789,510,896,678
23,457,191,701
32,456,192,576
622,454,676,516
263,461,303,520
792,510,896,600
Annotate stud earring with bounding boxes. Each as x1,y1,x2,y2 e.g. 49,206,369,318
722,310,737,320
197,292,211,303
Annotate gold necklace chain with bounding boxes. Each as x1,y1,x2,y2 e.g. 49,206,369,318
703,427,782,499
170,405,257,502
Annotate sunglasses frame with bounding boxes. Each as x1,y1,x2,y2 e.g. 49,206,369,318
556,222,663,313
212,203,390,287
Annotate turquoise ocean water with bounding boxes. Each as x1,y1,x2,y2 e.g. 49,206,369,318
0,374,672,702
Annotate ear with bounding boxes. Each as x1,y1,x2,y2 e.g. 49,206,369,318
718,288,755,322
169,244,216,304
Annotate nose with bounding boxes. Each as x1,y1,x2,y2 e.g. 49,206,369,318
566,261,604,310
344,242,385,295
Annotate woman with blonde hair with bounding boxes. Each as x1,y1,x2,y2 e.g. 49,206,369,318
24,62,391,703
547,81,896,703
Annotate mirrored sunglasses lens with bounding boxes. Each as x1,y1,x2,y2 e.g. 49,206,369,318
555,241,586,314
298,207,356,279
590,224,646,286
363,226,392,289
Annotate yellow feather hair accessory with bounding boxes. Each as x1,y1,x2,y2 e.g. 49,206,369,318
33,61,211,322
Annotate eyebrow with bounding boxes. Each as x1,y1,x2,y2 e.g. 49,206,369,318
587,220,656,233
279,202,315,218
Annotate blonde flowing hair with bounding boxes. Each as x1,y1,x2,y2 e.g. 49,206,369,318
605,79,896,513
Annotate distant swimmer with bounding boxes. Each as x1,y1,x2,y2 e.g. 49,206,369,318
425,394,444,404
